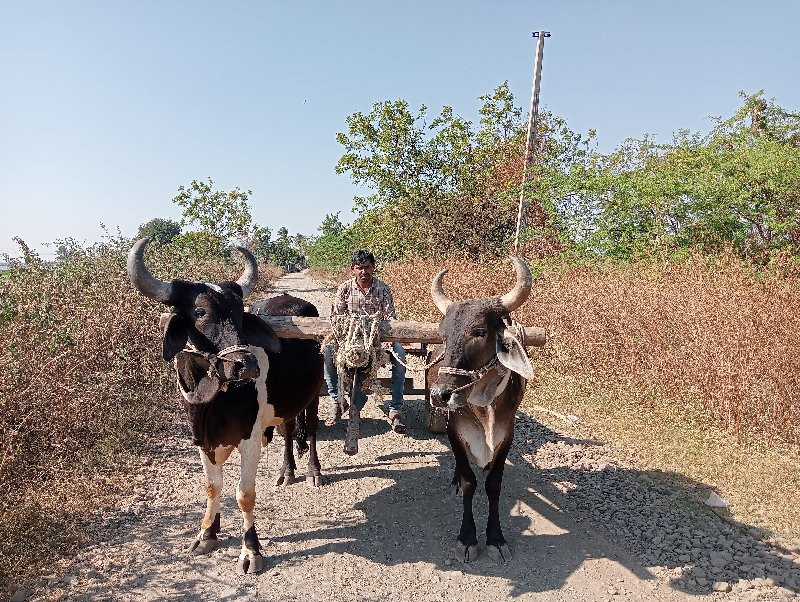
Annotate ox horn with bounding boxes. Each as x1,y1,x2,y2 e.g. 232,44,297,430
498,256,532,312
234,246,258,298
430,268,453,315
127,238,173,303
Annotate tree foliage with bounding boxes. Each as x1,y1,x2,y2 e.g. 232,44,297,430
568,92,800,261
328,87,800,266
270,227,303,269
172,178,253,241
136,218,181,246
333,82,592,261
306,212,356,268
244,225,273,263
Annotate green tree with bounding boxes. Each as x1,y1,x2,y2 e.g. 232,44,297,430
136,218,181,245
172,178,253,240
245,225,273,263
270,227,301,268
306,212,356,268
335,82,593,260
568,92,800,261
167,230,228,259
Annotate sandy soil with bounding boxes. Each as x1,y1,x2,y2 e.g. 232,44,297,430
24,272,799,602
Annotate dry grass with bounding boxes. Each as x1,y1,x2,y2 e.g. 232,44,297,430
385,253,800,443
0,239,279,592
306,265,350,288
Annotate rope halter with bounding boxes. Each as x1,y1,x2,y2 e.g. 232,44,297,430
180,343,253,380
434,320,526,395
437,355,507,394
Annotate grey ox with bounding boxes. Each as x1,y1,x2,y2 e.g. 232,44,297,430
427,257,534,564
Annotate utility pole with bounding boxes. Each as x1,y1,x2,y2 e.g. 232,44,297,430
514,30,550,254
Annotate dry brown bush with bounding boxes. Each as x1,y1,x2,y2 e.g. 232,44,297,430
0,238,278,591
383,253,800,444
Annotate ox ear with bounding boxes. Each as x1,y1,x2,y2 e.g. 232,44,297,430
496,328,534,380
163,313,189,361
242,313,282,354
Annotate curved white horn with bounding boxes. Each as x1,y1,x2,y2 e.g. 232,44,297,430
430,268,453,315
127,238,173,303
234,246,258,298
498,256,532,312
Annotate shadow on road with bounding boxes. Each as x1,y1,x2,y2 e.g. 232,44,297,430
69,400,795,601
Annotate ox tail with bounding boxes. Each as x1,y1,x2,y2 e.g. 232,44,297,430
293,411,309,458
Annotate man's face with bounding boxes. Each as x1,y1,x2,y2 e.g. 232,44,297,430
351,261,375,286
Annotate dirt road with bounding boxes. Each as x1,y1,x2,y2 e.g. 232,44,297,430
27,272,799,602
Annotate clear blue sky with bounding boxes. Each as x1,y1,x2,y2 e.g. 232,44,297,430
2,1,798,259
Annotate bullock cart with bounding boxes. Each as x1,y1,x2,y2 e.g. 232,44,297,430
253,315,546,432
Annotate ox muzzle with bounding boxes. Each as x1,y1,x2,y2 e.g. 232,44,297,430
430,381,470,411
181,344,261,397
430,355,504,410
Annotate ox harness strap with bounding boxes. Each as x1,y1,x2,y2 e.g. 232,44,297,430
180,343,252,379
438,355,506,394
434,321,527,395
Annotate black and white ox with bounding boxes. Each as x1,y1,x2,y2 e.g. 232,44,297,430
427,257,534,564
127,239,323,575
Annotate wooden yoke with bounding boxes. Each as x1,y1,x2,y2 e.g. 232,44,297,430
256,316,547,347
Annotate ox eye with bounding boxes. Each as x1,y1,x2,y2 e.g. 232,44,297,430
194,308,206,318
472,328,487,338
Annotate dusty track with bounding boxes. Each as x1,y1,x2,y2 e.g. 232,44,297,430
28,272,799,602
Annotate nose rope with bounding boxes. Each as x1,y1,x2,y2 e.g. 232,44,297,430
437,356,505,394
180,343,254,379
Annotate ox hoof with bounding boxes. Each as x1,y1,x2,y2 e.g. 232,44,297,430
306,474,324,487
189,538,217,555
486,543,513,564
276,472,295,486
236,552,264,575
452,542,479,563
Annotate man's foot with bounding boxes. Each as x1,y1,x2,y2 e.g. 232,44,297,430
324,400,349,427
387,411,406,434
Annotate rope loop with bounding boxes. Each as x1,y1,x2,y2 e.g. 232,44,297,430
180,343,253,379
326,312,388,398
387,345,445,372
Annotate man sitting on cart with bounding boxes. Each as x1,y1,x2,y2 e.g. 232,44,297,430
323,249,408,433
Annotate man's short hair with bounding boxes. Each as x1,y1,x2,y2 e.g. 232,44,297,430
351,249,375,266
